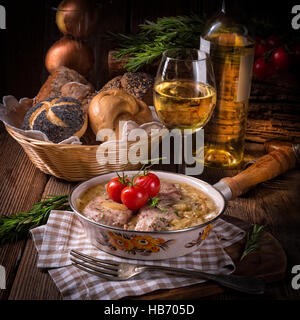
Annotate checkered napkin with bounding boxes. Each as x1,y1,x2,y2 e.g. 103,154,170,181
30,210,246,300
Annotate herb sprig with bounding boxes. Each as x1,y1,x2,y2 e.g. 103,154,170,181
240,224,264,261
108,15,206,72
148,197,168,214
108,14,290,72
148,197,160,208
0,195,70,244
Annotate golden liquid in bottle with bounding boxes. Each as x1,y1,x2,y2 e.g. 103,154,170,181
203,33,254,168
153,80,216,132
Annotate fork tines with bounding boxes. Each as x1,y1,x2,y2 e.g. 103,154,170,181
70,250,120,280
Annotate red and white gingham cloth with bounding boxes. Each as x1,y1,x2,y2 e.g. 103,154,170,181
30,210,245,300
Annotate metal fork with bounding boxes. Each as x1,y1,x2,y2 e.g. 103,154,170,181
70,250,265,295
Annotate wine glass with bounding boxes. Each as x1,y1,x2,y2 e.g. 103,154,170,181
153,48,216,170
154,48,216,132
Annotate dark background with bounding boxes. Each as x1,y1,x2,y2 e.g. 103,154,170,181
0,0,299,100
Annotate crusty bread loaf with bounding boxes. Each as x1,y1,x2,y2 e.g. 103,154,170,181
22,96,87,143
100,72,154,106
35,66,94,103
88,89,153,140
101,75,122,91
121,72,154,106
60,81,96,112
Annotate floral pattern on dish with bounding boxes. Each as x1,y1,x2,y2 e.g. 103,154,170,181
184,224,213,248
96,231,175,256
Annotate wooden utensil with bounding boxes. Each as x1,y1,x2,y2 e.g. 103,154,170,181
214,142,297,200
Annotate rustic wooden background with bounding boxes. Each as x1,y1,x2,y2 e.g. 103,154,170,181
1,0,299,143
0,0,298,98
0,0,300,301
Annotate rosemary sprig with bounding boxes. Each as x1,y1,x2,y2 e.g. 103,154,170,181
108,15,206,72
240,224,264,261
0,195,70,244
108,14,293,72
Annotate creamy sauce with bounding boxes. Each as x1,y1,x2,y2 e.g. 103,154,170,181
77,179,218,231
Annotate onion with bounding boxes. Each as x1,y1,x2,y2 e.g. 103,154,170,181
56,0,99,38
45,37,94,75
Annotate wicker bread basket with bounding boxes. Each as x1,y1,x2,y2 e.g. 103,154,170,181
5,125,156,181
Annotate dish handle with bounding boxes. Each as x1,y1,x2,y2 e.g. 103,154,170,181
213,144,297,201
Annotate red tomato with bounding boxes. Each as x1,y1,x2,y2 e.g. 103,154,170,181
253,57,275,78
266,35,282,49
255,42,268,58
107,177,129,203
271,47,290,71
133,172,160,198
121,185,149,210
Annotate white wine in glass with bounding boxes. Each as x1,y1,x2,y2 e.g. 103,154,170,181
154,48,216,133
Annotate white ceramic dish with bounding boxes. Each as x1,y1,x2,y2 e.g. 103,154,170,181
69,171,226,260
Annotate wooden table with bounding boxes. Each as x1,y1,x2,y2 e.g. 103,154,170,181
0,122,299,300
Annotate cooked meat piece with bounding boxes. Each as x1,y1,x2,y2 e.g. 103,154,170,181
82,195,133,228
157,181,182,202
134,182,182,231
135,205,177,231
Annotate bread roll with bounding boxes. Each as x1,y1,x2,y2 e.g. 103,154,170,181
61,81,96,112
22,97,87,143
101,75,122,91
88,89,153,140
35,66,94,103
100,72,154,106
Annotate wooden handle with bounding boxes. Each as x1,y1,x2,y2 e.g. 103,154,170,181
220,146,296,199
264,140,292,153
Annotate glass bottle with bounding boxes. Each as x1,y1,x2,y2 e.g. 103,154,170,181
200,1,254,168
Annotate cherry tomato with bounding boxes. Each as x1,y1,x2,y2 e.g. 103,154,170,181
255,42,268,58
271,47,290,71
121,185,149,210
107,177,129,203
133,172,160,198
266,35,282,50
253,57,275,78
